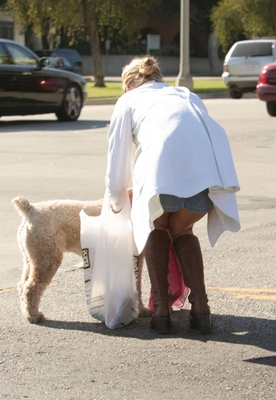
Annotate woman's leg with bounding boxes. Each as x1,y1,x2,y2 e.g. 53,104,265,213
144,212,171,333
168,209,213,332
168,208,206,240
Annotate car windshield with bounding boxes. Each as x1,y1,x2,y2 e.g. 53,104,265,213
0,42,10,64
231,42,273,58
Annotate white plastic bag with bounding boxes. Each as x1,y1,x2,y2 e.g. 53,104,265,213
80,190,138,329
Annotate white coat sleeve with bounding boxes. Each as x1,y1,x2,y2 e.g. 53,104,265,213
105,100,133,212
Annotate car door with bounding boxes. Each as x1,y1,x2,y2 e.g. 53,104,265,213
4,42,59,111
0,42,22,113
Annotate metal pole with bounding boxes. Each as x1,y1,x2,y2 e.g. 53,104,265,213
175,0,193,90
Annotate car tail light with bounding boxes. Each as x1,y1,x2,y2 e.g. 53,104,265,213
267,70,276,85
258,69,268,85
223,63,229,73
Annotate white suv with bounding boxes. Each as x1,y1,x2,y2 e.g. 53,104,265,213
222,39,276,98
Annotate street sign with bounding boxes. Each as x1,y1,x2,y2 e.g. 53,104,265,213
147,34,160,54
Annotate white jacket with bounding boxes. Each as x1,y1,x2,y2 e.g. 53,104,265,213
105,81,240,254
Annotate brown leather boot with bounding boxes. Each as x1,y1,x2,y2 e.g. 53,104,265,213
172,234,213,333
145,229,171,334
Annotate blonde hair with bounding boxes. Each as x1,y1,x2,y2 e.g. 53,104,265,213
121,55,163,91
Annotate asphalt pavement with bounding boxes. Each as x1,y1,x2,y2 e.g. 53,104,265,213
0,94,275,400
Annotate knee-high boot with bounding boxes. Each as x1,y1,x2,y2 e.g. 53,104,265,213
145,229,171,333
172,234,213,332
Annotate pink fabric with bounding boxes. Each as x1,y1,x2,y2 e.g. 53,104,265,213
148,243,189,310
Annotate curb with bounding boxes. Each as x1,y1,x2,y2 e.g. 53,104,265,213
86,97,119,105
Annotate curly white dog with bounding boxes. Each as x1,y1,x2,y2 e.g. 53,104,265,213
12,196,147,323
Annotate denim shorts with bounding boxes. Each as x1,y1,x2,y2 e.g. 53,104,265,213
159,189,213,213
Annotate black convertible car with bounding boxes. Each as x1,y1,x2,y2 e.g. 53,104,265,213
0,39,87,121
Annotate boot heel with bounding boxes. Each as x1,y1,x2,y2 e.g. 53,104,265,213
190,313,213,333
151,316,171,334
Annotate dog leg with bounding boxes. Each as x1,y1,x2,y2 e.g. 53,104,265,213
17,226,35,318
21,279,48,323
20,249,63,323
17,249,31,314
17,223,30,298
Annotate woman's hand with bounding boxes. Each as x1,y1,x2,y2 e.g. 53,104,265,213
109,188,132,213
128,188,133,206
109,202,122,214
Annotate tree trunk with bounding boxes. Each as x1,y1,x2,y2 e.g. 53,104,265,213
89,11,105,87
208,32,221,76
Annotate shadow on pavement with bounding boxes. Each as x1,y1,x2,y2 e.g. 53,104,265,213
41,310,276,358
0,119,109,132
244,355,276,367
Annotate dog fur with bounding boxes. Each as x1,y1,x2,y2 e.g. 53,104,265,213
12,196,147,323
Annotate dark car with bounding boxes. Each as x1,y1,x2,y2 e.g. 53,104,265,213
0,39,87,121
35,48,83,74
44,56,76,72
256,63,276,117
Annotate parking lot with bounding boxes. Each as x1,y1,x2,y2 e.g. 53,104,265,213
0,98,275,399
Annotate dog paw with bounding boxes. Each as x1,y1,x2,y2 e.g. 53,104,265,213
26,312,46,324
138,306,152,318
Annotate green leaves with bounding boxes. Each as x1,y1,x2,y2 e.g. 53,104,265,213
5,0,159,44
210,0,276,54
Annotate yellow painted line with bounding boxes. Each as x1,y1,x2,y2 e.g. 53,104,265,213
206,287,276,301
0,282,58,293
231,294,276,300
0,287,17,293
207,287,276,294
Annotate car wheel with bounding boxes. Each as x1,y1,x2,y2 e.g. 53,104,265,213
229,87,243,99
266,101,276,117
56,84,82,121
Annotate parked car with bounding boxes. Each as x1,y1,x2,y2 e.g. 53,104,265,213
35,48,83,74
44,56,76,72
222,38,276,99
0,39,87,121
256,63,276,117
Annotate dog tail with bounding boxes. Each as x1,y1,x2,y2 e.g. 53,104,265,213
12,196,34,218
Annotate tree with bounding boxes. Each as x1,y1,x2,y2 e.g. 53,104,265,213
5,0,159,86
210,0,276,53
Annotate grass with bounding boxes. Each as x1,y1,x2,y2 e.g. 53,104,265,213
193,79,227,93
85,79,227,98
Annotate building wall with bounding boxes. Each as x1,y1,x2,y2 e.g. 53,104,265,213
145,9,180,44
0,12,24,44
